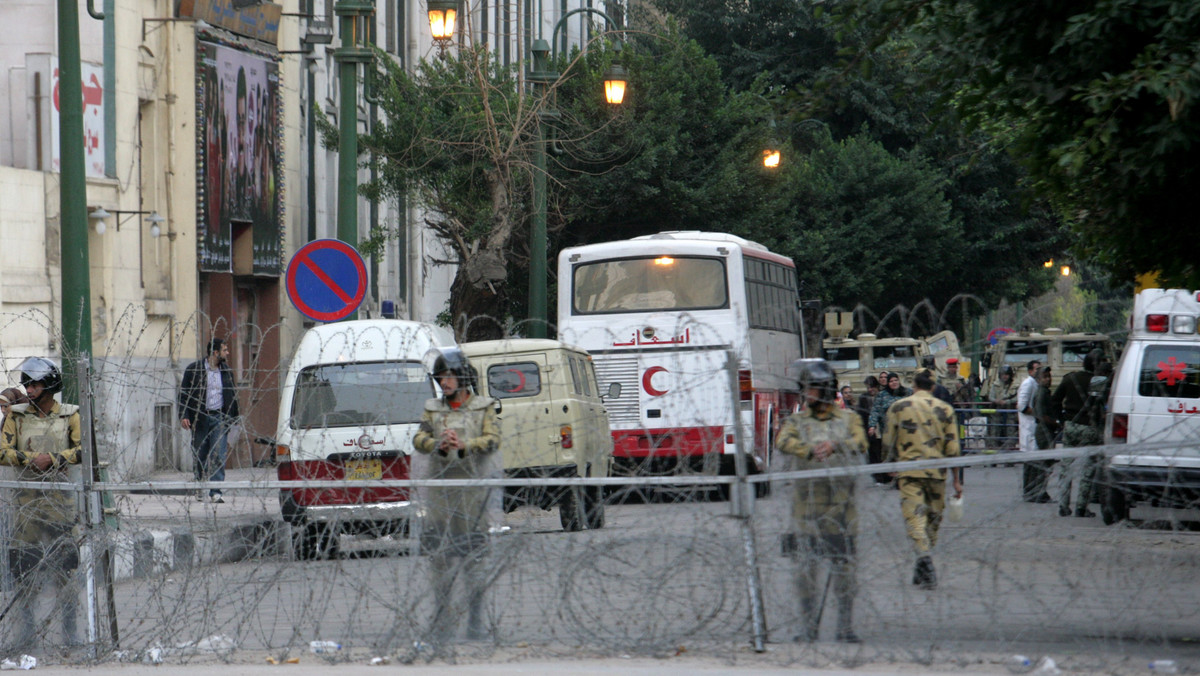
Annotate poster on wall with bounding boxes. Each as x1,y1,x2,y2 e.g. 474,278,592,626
40,56,106,177
197,40,283,275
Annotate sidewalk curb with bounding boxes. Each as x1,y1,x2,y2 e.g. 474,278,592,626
106,516,288,581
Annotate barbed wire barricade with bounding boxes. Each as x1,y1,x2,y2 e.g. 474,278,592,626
0,307,1196,672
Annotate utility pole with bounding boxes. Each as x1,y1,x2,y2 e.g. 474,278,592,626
58,0,94,398
334,0,374,321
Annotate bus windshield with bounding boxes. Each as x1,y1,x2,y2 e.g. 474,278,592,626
573,256,728,314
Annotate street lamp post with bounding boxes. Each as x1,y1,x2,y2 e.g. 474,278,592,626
334,0,375,321
425,3,625,337
525,9,627,338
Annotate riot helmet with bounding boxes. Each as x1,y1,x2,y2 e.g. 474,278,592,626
791,358,839,405
16,357,63,395
423,346,477,395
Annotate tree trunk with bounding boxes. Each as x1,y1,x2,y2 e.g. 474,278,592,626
449,269,507,342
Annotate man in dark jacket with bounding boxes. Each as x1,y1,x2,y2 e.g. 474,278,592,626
179,338,239,503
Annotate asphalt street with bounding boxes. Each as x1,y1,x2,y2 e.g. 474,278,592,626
60,464,1195,675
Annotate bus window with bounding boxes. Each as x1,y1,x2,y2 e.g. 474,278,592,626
573,257,728,313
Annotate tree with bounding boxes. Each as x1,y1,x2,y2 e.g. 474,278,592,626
647,0,1069,316
834,0,1200,287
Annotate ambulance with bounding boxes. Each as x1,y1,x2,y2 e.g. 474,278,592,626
1102,288,1200,524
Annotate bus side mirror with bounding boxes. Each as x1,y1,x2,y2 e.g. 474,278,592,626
981,353,992,369
603,382,622,400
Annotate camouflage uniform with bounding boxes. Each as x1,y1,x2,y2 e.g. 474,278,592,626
413,394,501,643
0,401,82,650
987,377,1018,448
775,405,867,640
1052,370,1102,514
882,390,960,556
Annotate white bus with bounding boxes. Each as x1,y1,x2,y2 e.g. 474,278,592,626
557,231,803,480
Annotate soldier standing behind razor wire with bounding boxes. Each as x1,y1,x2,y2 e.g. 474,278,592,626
412,347,501,646
775,358,868,643
0,358,82,655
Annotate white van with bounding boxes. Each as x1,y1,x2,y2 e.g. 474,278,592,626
1102,288,1200,524
273,319,455,559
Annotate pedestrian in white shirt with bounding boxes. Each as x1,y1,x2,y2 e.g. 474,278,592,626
1016,359,1052,502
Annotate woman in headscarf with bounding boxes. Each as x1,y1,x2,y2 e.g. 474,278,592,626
868,372,911,441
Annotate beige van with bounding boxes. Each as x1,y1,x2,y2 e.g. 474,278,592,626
460,339,616,531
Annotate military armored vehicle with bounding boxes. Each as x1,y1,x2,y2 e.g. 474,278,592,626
822,312,963,392
979,328,1117,394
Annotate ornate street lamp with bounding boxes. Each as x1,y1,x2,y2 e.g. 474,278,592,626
427,0,458,43
602,63,627,105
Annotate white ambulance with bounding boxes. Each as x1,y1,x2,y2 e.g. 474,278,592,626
1102,288,1200,524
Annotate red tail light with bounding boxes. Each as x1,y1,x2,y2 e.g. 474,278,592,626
1111,413,1128,440
1146,314,1169,333
738,369,753,401
560,425,573,449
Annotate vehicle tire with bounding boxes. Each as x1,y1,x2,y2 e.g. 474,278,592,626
559,486,585,532
582,486,605,529
1101,486,1129,525
295,522,338,560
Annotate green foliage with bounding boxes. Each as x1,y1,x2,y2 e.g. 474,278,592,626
834,0,1200,287
646,0,1068,320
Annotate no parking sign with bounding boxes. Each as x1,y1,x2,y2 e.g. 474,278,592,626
285,239,367,322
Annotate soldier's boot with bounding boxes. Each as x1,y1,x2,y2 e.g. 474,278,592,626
913,556,937,590
793,596,819,642
835,597,859,643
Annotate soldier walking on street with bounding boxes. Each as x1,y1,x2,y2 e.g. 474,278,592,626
884,368,963,590
775,359,868,643
0,358,82,654
1051,349,1106,517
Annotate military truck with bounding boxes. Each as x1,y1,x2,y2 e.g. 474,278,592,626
822,312,964,392
979,328,1117,394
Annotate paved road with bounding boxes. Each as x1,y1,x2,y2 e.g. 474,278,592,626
13,466,1200,673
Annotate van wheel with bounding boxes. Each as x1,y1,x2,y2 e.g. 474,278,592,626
1101,486,1129,525
295,522,338,560
559,486,585,532
582,486,605,529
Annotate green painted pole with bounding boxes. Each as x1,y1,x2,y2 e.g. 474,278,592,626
529,122,547,339
334,0,373,321
58,0,93,399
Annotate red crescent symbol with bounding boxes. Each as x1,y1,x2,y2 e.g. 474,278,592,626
643,366,668,396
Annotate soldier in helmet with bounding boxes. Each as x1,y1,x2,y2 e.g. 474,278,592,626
413,347,501,646
775,358,868,643
0,358,82,653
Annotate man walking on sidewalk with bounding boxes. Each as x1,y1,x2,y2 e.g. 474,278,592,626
884,368,963,590
179,338,239,503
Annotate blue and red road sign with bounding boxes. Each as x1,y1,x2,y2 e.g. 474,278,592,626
285,239,367,322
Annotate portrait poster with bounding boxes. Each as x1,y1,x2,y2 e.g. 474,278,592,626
197,41,283,275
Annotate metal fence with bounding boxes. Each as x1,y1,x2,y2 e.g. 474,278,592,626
0,309,1197,673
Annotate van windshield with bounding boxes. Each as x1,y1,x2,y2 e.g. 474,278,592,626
873,344,919,369
1002,340,1049,365
1062,340,1109,364
824,346,860,370
292,361,432,428
1138,346,1200,399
